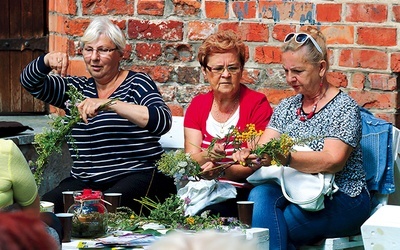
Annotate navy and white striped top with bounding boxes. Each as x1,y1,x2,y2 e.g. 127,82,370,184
20,55,172,183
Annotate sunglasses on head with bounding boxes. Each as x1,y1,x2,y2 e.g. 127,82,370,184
284,33,323,55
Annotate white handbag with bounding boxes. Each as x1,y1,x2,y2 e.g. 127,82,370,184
246,146,339,211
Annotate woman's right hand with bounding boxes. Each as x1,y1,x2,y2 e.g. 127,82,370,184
43,52,69,77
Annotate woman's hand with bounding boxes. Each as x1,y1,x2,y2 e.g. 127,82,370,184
77,98,113,123
207,142,227,162
200,161,225,180
43,52,69,77
232,148,271,172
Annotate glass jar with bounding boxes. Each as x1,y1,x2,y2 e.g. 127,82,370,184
67,189,108,238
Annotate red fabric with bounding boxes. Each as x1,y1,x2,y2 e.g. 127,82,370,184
184,84,273,154
0,211,59,250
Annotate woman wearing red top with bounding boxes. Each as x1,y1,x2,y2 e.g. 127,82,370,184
184,30,273,217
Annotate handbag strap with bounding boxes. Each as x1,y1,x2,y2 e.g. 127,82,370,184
279,167,328,205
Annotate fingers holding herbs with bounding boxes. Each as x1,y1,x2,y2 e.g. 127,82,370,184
44,51,69,77
77,98,117,123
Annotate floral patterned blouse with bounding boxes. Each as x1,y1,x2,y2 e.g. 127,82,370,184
268,90,367,197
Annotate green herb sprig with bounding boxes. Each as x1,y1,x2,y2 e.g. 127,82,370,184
32,83,117,186
156,150,201,185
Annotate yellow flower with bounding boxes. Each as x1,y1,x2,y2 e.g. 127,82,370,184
186,217,195,225
130,214,135,219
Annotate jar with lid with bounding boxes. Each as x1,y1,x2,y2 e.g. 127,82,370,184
67,189,108,238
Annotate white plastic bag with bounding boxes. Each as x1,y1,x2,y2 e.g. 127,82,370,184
177,179,237,216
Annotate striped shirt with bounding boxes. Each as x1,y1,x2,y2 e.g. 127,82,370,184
20,55,172,183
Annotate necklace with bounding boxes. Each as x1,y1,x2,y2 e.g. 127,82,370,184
213,98,239,134
296,84,328,122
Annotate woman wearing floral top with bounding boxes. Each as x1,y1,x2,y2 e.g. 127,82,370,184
233,26,370,249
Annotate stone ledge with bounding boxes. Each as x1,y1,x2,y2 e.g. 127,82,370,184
0,115,51,145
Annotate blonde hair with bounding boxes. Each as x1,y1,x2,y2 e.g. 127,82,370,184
281,26,329,70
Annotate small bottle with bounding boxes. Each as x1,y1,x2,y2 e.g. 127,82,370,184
67,189,108,238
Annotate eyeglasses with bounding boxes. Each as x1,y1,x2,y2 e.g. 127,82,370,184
82,47,118,57
205,65,242,75
284,33,323,54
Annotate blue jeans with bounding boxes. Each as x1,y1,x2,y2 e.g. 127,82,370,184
249,183,370,250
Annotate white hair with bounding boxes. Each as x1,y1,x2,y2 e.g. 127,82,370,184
80,17,125,54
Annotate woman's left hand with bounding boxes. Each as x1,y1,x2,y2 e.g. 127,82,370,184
76,98,113,123
200,161,225,180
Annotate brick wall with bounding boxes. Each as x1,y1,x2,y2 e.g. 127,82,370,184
48,0,400,127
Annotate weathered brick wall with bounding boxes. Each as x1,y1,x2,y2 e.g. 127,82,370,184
48,0,400,126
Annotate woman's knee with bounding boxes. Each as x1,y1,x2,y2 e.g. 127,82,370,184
248,183,281,201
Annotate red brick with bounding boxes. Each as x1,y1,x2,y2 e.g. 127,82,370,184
52,0,77,14
357,27,397,46
369,73,397,91
128,20,184,41
122,44,133,61
187,21,216,41
82,0,134,15
219,22,269,42
137,0,164,16
352,72,366,90
272,24,296,42
316,3,342,22
339,49,388,70
232,1,257,19
345,3,387,23
205,1,229,19
52,35,69,53
64,18,91,37
326,71,348,88
259,88,295,106
393,5,400,22
172,0,201,16
320,26,354,45
136,43,162,61
130,65,173,83
375,113,395,124
68,60,90,78
259,1,314,22
390,53,400,73
348,90,396,109
254,46,282,64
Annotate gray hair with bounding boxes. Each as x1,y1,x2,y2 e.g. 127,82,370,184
80,17,126,54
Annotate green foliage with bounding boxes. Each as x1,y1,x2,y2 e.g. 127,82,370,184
156,150,201,185
32,84,84,186
32,83,117,186
128,195,243,232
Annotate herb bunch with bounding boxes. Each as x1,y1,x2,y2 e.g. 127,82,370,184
32,83,116,186
206,123,263,161
132,195,242,231
32,84,84,186
156,150,201,185
251,134,311,165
